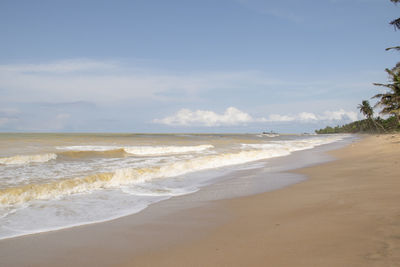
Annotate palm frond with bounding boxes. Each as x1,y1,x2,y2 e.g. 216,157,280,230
390,18,400,30
373,67,400,118
372,93,384,99
373,83,395,88
386,46,400,51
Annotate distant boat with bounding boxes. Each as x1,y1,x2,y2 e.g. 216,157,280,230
262,131,279,137
302,132,317,136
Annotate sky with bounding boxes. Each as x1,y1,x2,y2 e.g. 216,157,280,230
0,0,399,133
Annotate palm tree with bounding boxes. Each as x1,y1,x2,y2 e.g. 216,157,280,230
358,100,373,119
387,0,400,51
358,100,384,132
390,0,400,30
373,68,400,125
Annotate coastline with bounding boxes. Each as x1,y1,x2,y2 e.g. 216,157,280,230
1,134,399,266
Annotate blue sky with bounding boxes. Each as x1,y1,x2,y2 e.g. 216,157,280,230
0,0,399,133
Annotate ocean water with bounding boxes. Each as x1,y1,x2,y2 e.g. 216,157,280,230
0,133,350,240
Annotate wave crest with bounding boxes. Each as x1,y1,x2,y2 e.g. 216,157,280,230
56,144,214,156
124,145,214,155
0,148,288,205
59,149,127,158
0,153,57,165
0,137,344,205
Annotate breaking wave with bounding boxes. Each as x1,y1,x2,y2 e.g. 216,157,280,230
0,148,289,205
57,144,214,156
59,149,127,158
0,145,215,165
242,136,343,151
123,145,214,155
0,137,344,205
0,153,57,165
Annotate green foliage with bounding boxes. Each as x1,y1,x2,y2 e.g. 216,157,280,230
390,0,400,30
315,117,400,134
373,68,400,123
358,100,374,119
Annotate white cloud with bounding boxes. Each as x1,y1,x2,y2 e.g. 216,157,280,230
154,107,267,127
154,107,359,127
0,58,376,131
0,58,378,107
0,59,287,104
298,112,318,121
267,114,295,122
0,59,116,73
321,109,358,122
267,109,359,123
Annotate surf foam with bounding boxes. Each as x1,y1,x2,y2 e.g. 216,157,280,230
56,144,214,156
0,136,344,205
0,148,288,205
0,153,57,165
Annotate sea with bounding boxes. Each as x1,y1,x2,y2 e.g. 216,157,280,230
0,133,352,240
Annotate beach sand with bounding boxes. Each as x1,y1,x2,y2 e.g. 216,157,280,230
125,134,400,266
1,134,399,266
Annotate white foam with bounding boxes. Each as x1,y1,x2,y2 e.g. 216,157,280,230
56,144,214,155
56,145,120,151
0,136,348,206
0,136,347,206
0,148,290,205
0,153,57,165
124,145,214,155
121,186,198,197
242,136,344,152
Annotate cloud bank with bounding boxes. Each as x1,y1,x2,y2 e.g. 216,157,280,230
0,59,287,104
154,107,359,127
0,59,373,105
267,109,358,123
153,107,267,127
0,58,369,132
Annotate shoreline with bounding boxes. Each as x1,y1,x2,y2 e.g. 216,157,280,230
2,134,399,266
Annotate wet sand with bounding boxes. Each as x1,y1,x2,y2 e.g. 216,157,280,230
1,134,399,266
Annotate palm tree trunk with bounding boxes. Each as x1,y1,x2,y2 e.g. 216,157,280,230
367,115,386,133
372,118,386,133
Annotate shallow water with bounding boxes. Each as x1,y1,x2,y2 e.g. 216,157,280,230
0,133,351,239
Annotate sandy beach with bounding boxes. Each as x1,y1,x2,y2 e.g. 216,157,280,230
0,134,399,267
125,134,400,267
2,0,399,266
